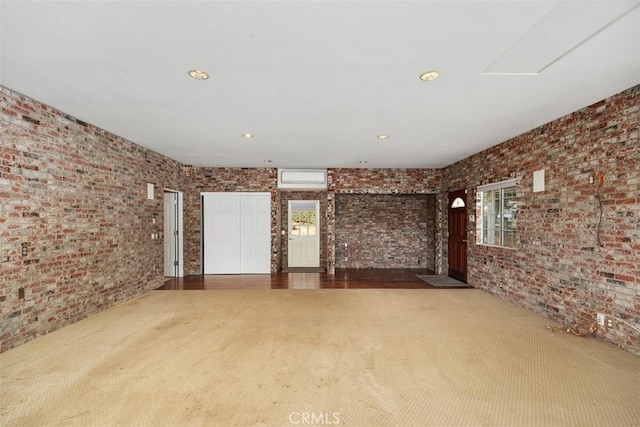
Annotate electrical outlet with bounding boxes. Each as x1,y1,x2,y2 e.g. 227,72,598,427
607,318,615,328
596,313,605,326
21,246,28,256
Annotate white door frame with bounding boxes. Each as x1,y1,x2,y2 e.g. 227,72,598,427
163,189,184,277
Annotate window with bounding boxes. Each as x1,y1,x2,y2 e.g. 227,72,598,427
289,202,317,236
451,197,465,208
478,179,517,248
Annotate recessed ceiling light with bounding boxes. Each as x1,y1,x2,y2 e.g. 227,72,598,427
359,160,368,164
241,133,255,138
377,135,390,140
419,70,440,81
188,69,209,80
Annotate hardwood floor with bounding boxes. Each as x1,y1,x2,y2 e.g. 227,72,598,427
158,268,447,290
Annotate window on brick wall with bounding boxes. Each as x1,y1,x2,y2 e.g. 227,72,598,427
478,179,517,248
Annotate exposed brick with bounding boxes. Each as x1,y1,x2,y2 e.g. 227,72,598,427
443,84,639,355
326,168,442,273
335,194,435,269
0,87,188,352
183,167,278,274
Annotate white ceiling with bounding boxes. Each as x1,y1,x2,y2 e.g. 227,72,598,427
1,1,639,169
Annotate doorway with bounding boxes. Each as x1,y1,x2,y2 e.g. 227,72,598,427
288,200,320,268
163,190,184,277
448,189,467,282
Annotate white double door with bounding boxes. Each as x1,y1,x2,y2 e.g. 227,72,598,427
202,192,271,274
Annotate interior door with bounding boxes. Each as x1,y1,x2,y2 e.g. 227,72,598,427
288,200,320,267
448,190,468,282
163,192,178,276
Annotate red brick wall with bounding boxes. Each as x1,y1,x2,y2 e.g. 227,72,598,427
326,168,442,273
329,168,441,193
335,194,435,269
442,85,640,355
425,194,437,271
184,167,278,274
278,190,328,271
1,87,187,352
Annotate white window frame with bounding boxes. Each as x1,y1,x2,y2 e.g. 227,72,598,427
288,200,318,237
477,179,517,248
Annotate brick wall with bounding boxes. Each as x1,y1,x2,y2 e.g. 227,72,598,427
278,190,328,271
328,168,441,194
184,167,278,274
326,168,442,273
425,194,437,271
442,85,640,355
335,194,435,269
3,83,637,355
186,168,443,274
1,86,187,352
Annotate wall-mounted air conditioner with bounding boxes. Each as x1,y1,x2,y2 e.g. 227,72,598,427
278,169,327,190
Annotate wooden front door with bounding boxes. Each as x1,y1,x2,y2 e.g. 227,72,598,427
448,190,468,283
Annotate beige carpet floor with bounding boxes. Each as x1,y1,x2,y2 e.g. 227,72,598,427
1,289,639,426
